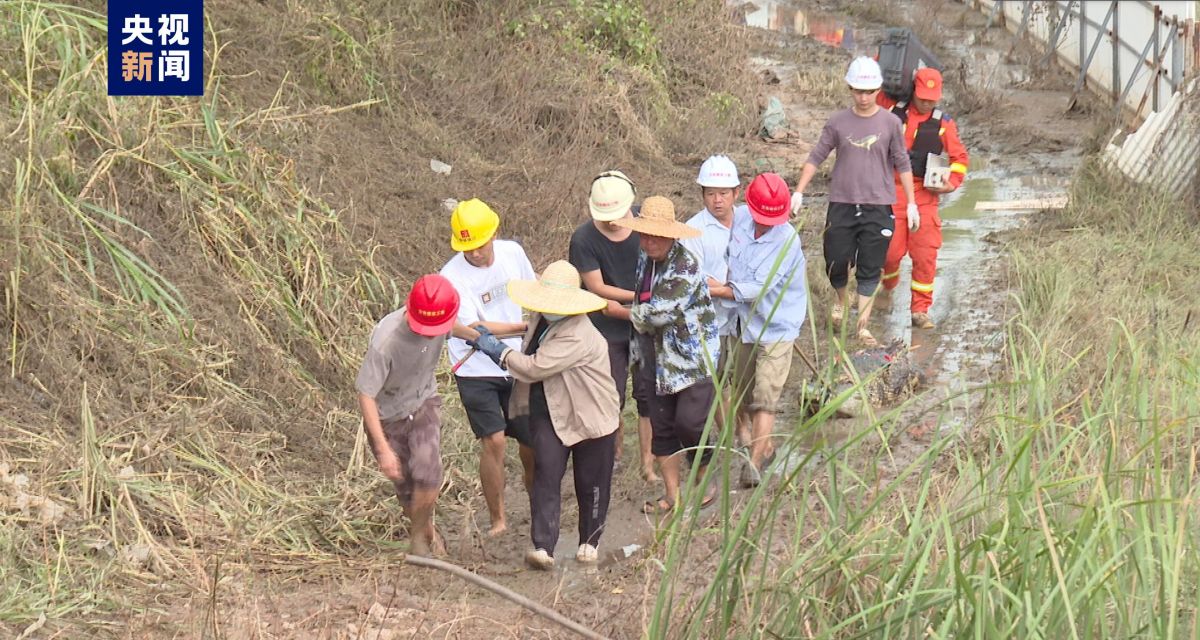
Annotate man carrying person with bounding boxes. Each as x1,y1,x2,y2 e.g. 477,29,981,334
356,274,459,557
877,67,970,329
792,56,917,347
439,198,535,537
709,173,807,487
569,171,657,482
618,196,721,513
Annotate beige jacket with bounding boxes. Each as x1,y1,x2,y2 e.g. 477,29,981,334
503,313,620,447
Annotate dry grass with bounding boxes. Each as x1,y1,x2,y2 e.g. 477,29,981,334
0,0,755,635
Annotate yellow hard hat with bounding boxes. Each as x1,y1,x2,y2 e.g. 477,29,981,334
450,198,500,252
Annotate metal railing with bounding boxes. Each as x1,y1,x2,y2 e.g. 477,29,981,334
970,0,1198,125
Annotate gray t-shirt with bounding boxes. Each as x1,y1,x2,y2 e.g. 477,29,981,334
355,308,446,422
806,107,912,205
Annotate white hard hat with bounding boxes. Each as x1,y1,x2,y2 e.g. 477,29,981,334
696,155,740,188
589,170,636,221
845,56,883,90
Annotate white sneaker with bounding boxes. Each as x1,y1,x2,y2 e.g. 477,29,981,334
525,548,555,570
576,544,598,564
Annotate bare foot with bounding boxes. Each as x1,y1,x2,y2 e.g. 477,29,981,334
486,521,508,538
409,535,432,558
642,466,659,483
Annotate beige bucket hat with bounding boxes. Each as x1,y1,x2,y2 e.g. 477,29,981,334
507,260,607,316
613,196,700,239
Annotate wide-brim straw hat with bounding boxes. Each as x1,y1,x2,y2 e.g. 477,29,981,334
507,260,607,316
613,195,700,239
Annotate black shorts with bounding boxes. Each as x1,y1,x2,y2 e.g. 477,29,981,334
453,375,532,446
608,338,652,418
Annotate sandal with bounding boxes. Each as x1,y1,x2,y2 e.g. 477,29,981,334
642,496,675,514
857,328,879,348
830,304,845,329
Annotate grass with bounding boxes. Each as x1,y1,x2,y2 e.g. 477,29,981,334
647,155,1200,637
0,0,756,635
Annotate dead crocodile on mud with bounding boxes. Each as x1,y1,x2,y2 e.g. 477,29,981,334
801,339,924,418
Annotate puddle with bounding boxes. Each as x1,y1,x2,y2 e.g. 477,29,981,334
739,0,861,51
879,155,1075,392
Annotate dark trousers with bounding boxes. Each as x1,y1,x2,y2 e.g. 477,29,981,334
636,334,716,464
648,379,717,465
529,411,616,554
823,202,895,296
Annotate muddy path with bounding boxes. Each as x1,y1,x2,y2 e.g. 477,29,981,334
743,0,1093,477
140,2,1103,638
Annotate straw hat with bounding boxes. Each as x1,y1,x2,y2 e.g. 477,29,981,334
613,196,700,239
507,260,607,316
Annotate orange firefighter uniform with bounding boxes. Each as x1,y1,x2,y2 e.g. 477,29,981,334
876,68,969,319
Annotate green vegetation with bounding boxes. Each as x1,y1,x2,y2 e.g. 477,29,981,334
649,158,1200,637
0,0,754,634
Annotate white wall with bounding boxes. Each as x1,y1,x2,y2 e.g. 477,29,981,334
974,0,1198,121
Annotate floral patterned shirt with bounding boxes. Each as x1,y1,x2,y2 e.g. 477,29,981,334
630,242,720,395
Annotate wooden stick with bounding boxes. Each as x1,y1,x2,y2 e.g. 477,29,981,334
792,342,820,378
973,195,1069,211
403,554,612,640
450,331,525,373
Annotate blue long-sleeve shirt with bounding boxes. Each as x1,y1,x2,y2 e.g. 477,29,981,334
722,209,808,344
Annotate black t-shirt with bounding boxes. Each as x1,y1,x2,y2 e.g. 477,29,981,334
568,220,640,342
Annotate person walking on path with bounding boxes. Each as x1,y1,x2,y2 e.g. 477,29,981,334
792,56,917,347
439,198,535,537
877,67,970,329
569,171,656,482
617,196,721,514
708,173,808,488
356,275,459,557
466,261,620,570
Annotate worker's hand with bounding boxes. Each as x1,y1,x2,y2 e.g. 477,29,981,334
906,203,920,232
468,331,508,365
377,448,405,483
790,191,804,215
925,182,955,194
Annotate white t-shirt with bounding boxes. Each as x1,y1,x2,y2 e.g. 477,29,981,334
439,240,536,378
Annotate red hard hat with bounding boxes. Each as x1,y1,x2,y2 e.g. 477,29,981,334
913,67,943,101
405,274,459,337
745,172,791,225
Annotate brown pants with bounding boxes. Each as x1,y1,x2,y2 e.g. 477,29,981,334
375,396,443,505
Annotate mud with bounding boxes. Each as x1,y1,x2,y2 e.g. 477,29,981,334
738,0,1089,463
142,1,1108,637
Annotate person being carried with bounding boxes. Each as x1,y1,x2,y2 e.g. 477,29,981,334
793,56,916,347
439,198,535,537
617,196,720,514
467,261,620,570
709,173,808,488
569,171,656,481
877,67,970,330
355,274,459,557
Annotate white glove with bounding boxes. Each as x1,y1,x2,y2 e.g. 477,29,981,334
790,191,804,215
906,203,920,232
